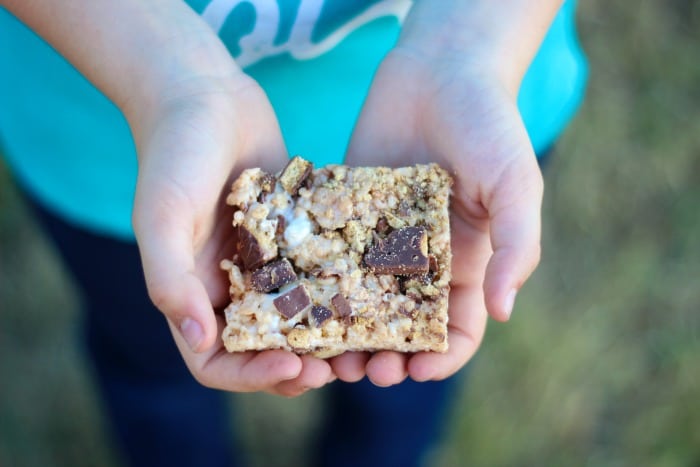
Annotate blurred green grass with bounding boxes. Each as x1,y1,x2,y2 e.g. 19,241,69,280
1,0,699,466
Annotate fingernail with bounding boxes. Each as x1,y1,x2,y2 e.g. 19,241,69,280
180,318,203,351
504,288,518,319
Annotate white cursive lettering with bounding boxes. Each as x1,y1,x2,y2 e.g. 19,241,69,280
201,0,411,67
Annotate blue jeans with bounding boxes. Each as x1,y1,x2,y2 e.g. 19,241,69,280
28,196,463,467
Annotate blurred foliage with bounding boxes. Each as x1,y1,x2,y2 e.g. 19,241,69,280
1,1,699,466
437,1,700,466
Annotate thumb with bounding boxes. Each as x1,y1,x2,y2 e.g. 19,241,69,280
132,182,219,353
128,75,290,354
483,156,544,321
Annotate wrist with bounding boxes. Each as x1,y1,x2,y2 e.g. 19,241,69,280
123,51,246,150
397,0,564,97
119,22,244,146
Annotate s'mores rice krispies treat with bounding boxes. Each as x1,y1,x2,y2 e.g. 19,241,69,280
221,156,452,358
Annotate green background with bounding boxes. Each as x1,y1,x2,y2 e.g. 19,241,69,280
1,1,699,465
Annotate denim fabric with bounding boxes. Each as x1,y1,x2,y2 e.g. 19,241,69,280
26,193,464,467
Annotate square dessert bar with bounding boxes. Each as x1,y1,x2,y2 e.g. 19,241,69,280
221,156,452,357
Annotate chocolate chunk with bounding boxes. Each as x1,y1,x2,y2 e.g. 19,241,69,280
259,172,276,194
279,156,313,195
251,258,297,293
402,272,433,290
234,224,266,271
310,305,333,327
363,226,429,275
403,256,438,288
273,285,311,319
428,255,439,273
331,293,352,317
375,217,390,234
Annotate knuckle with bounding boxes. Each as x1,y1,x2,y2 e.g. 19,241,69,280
190,369,213,388
146,280,173,314
189,366,231,392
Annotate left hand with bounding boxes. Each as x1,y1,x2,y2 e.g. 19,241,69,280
330,46,544,386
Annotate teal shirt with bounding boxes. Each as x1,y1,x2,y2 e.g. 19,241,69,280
0,0,587,240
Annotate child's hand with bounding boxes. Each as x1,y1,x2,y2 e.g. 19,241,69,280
331,47,543,386
2,0,334,396
5,0,558,393
329,0,562,387
130,74,336,397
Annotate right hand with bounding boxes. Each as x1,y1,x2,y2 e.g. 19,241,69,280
130,66,335,399
2,0,335,397
132,73,338,397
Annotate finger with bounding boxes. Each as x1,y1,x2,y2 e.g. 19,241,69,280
345,107,414,166
483,157,543,321
134,192,219,353
329,352,371,383
365,351,409,387
132,84,288,353
194,205,240,309
168,318,303,392
130,112,235,353
270,355,335,397
407,213,490,382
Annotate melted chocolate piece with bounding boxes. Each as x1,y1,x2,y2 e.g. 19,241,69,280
310,305,333,327
279,156,313,195
330,293,352,317
234,224,266,271
363,226,429,275
273,285,311,319
251,258,297,293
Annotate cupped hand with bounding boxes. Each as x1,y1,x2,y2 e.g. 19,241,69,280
331,48,543,386
131,73,334,397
